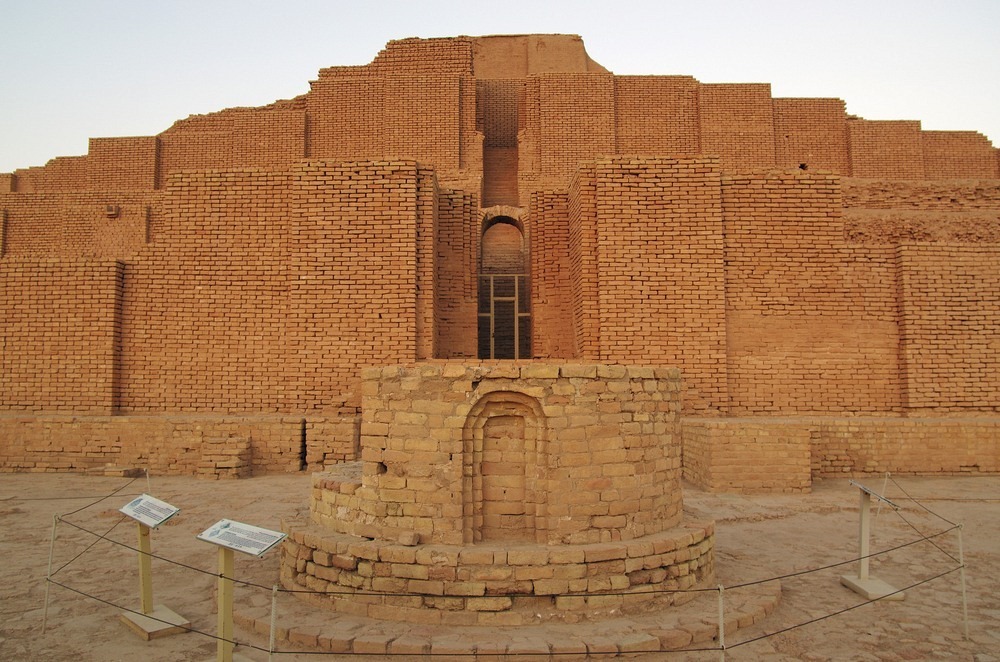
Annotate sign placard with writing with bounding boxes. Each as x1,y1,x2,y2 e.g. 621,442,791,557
119,494,180,529
196,519,287,557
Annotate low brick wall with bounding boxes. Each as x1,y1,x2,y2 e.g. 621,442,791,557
683,416,1000,492
0,413,358,477
335,363,684,545
682,419,812,493
280,517,714,625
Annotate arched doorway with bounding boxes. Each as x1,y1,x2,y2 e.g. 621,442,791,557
478,212,531,359
462,390,547,543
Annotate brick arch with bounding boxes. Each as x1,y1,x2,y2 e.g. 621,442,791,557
477,207,532,359
461,389,548,543
480,205,526,234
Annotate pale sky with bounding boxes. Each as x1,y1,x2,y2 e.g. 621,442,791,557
2,0,998,173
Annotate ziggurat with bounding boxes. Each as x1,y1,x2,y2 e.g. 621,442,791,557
2,35,998,491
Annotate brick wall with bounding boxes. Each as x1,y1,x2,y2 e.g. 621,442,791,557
10,156,88,193
87,137,159,191
897,244,1000,413
683,419,812,493
848,120,925,179
614,76,700,156
158,104,305,187
534,73,616,188
528,192,574,359
285,161,425,410
0,258,122,412
922,130,999,179
567,164,600,358
0,192,156,257
723,170,902,414
120,169,292,413
590,157,727,413
0,413,357,475
773,98,850,174
698,84,776,171
684,416,1000,490
434,189,478,359
315,363,683,545
306,69,386,161
843,178,1000,209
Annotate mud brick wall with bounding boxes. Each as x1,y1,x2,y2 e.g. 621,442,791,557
922,131,999,179
614,76,700,156
1,159,436,418
9,157,88,193
531,74,616,187
157,105,306,187
285,161,426,410
842,179,1000,210
685,416,1000,488
897,244,1000,413
588,157,727,413
0,258,122,412
119,169,294,413
528,191,574,359
0,414,320,475
811,417,1000,476
307,68,387,162
848,120,926,179
308,38,476,183
567,164,600,359
0,192,157,257
87,137,159,191
434,189,479,359
698,84,776,171
773,98,851,174
312,364,683,546
723,170,901,415
682,419,812,493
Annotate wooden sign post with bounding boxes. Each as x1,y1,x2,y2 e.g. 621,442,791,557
118,494,191,639
197,519,286,662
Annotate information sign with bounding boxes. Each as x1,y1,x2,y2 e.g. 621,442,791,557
119,494,180,529
197,519,287,557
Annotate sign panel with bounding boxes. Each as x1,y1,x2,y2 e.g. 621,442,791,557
197,519,287,557
119,494,180,529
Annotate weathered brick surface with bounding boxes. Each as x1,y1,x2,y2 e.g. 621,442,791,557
0,414,341,475
281,513,714,623
1,34,998,486
684,416,1000,491
311,363,683,545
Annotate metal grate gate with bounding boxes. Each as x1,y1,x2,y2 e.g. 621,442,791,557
477,274,531,359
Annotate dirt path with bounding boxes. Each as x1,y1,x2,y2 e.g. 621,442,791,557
1,472,997,660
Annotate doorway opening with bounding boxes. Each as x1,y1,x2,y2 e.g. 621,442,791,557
478,214,530,359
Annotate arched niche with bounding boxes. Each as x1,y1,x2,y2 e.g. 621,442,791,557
478,207,531,359
462,390,547,543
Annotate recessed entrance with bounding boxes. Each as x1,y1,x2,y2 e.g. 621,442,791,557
478,214,530,359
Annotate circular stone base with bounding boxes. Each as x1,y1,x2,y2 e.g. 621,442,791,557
235,578,781,656
280,517,715,626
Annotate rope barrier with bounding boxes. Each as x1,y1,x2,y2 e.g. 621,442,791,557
45,577,270,655
39,475,976,658
59,477,139,518
726,565,963,651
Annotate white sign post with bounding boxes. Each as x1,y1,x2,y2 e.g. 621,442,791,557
840,481,905,601
118,494,191,639
197,520,286,662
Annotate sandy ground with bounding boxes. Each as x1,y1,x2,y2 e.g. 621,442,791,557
1,470,998,661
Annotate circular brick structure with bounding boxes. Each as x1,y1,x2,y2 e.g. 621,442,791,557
280,363,717,623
